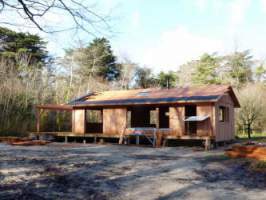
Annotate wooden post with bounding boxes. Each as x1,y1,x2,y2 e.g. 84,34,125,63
118,136,123,144
36,108,41,133
119,129,125,144
205,137,211,151
155,108,160,147
65,136,68,143
136,135,140,145
155,108,160,129
156,130,162,148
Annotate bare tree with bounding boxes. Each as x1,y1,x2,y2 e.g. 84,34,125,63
236,84,266,139
0,0,112,35
116,57,137,89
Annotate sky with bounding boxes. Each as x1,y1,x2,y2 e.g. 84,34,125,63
2,0,266,72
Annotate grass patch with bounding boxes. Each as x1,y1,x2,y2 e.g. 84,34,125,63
236,132,266,143
237,132,266,138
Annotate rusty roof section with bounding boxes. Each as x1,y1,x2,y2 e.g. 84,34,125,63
69,85,240,108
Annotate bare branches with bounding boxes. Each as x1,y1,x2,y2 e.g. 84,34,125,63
236,83,266,138
0,0,112,35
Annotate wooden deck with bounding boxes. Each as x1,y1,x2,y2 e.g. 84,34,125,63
31,131,213,138
31,132,120,138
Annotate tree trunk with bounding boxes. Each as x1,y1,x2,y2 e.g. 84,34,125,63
247,124,251,139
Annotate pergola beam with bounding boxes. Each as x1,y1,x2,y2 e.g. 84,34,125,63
36,104,73,111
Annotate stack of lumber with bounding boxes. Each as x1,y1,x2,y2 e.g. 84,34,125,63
225,145,266,161
0,137,50,146
10,140,50,146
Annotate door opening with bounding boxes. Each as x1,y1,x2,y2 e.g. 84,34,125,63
185,105,197,135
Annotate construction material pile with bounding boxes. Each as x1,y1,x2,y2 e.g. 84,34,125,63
0,137,50,146
225,144,266,161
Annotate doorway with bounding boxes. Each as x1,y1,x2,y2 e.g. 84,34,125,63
85,109,103,133
185,105,197,135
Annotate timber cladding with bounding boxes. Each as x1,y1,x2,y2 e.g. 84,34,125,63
197,105,214,137
169,106,184,136
215,93,235,142
103,108,127,135
169,105,214,137
72,109,85,134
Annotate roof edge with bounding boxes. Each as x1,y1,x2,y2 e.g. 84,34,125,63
227,86,241,108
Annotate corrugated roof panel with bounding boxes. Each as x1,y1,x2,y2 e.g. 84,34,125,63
184,116,209,122
71,95,220,106
66,85,240,107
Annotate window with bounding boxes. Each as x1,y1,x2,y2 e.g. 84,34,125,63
86,110,102,123
219,106,229,122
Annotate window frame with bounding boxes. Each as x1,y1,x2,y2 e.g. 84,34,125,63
219,106,229,122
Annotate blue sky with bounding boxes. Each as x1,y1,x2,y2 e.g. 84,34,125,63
1,0,266,72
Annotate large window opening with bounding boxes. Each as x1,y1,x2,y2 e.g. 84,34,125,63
126,106,169,128
85,109,103,133
127,107,155,128
42,110,72,132
185,105,197,135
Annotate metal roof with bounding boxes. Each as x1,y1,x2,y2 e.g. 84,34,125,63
67,85,240,107
70,95,220,106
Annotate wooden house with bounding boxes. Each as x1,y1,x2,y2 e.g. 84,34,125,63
35,85,240,148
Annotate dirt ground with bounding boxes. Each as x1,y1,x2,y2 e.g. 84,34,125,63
0,143,265,200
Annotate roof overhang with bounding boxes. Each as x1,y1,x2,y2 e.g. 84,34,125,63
227,86,240,108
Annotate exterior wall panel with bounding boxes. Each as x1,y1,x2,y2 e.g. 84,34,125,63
103,108,127,135
169,106,184,136
215,93,235,142
72,109,85,134
197,105,214,136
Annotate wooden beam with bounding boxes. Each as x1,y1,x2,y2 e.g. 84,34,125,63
36,104,73,110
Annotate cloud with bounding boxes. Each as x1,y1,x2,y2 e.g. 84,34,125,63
194,0,208,12
137,26,223,72
130,11,141,29
228,0,251,29
260,0,266,12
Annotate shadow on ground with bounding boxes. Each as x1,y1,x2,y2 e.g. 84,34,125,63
0,143,265,200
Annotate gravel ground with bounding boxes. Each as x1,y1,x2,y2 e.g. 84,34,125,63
0,143,265,200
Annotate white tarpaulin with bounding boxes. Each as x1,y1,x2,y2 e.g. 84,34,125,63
184,116,209,122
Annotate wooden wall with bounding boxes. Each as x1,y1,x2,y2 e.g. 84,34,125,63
215,93,235,142
169,106,184,136
169,105,215,137
72,109,85,134
197,105,214,137
103,108,127,135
